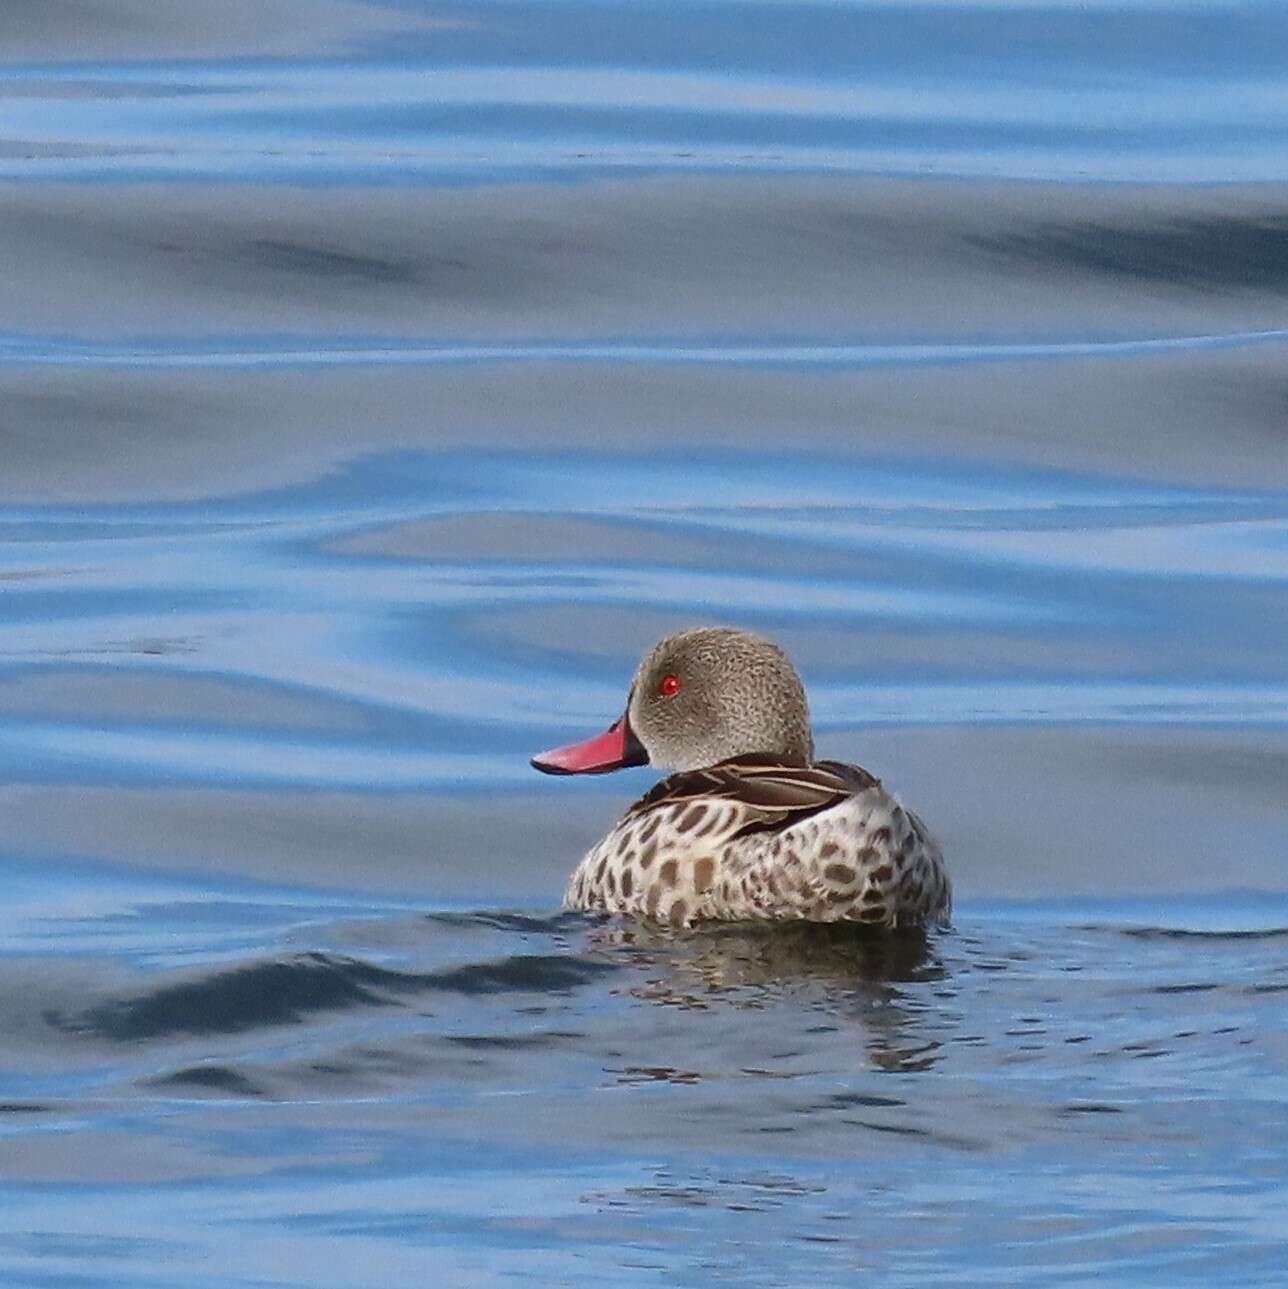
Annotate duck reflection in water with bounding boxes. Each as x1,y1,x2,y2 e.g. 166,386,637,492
586,919,947,1073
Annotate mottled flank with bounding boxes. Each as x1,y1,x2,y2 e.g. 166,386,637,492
564,755,951,929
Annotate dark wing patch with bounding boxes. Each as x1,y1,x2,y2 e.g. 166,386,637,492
814,759,881,794
624,755,880,839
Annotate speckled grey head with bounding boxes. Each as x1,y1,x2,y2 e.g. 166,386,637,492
626,626,814,772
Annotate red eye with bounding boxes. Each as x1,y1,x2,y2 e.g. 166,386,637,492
659,674,681,697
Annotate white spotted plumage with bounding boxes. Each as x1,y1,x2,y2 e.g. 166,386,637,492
563,757,950,928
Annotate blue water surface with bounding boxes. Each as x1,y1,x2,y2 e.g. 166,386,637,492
2,1,1287,1285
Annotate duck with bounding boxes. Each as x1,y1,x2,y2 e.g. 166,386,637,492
531,626,951,929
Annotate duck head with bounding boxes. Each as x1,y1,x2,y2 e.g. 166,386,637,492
531,626,814,775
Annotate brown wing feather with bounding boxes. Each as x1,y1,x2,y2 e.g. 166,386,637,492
624,755,880,838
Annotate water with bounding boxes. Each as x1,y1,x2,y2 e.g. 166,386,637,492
3,1,1288,1284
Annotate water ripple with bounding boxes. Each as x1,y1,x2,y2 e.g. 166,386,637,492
49,949,619,1041
5,328,1288,370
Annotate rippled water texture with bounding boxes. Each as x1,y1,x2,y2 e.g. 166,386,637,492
3,2,1288,1285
